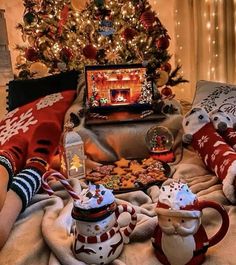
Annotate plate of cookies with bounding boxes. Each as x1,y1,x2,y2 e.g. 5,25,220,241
85,157,171,193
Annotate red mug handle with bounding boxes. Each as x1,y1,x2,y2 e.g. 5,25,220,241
115,204,137,244
198,200,229,247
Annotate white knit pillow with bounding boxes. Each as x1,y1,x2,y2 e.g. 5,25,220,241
192,80,236,122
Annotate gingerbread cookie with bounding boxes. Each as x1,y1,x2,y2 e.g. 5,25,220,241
115,158,130,168
113,167,126,175
85,157,169,192
142,157,155,166
130,163,145,174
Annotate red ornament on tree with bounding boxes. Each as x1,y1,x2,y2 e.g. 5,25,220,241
161,62,172,73
25,47,39,62
60,47,73,62
156,36,170,50
161,86,173,97
122,28,137,41
58,4,69,36
140,11,155,29
83,44,97,59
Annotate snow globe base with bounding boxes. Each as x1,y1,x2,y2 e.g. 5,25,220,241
150,150,175,163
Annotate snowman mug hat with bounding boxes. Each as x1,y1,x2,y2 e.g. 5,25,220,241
156,181,202,218
72,184,117,222
72,201,117,222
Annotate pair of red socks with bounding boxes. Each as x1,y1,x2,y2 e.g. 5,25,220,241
0,121,61,211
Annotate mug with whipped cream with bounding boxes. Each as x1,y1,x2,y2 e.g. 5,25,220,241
72,184,137,265
152,180,229,265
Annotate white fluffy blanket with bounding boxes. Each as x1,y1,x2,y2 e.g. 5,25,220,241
0,114,234,265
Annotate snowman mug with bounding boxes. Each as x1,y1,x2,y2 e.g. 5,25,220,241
72,202,137,265
42,171,137,265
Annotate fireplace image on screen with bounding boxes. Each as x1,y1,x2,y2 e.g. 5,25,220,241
110,88,130,105
85,64,153,109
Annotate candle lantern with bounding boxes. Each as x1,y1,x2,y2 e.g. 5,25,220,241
60,128,86,178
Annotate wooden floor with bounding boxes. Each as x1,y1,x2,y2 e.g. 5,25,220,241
0,85,7,120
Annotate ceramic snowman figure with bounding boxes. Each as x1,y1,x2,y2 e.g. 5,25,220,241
72,184,137,265
152,180,229,265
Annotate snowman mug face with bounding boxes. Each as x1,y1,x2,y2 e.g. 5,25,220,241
75,212,116,237
72,203,137,265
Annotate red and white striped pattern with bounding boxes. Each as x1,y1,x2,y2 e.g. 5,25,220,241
42,170,80,200
115,204,137,240
89,112,108,120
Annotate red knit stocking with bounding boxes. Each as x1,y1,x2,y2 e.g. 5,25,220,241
0,136,28,189
26,121,62,173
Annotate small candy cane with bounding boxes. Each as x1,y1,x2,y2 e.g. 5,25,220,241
89,112,108,120
42,170,80,200
140,110,154,118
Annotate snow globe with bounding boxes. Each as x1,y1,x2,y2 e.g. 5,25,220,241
145,125,174,162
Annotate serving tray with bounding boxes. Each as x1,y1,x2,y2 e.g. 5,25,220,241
85,157,171,193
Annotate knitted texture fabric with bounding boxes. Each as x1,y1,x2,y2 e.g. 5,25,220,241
0,90,75,191
11,167,42,211
26,121,61,163
209,109,236,151
219,128,236,151
0,136,28,189
10,119,62,212
183,107,236,203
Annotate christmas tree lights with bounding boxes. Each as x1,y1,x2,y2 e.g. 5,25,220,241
15,0,187,92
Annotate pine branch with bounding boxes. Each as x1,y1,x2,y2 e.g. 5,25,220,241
169,65,182,79
166,65,189,86
167,77,189,87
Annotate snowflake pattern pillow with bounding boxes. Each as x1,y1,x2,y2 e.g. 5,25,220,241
192,80,236,122
0,90,76,146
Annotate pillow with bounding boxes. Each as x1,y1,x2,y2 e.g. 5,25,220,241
192,80,236,122
0,90,76,146
7,70,80,111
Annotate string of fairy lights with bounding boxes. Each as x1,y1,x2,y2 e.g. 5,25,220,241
175,0,236,90
15,0,172,81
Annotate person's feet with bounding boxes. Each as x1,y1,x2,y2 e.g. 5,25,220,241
0,136,28,211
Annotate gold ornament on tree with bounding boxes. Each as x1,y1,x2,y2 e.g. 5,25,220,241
16,55,27,65
156,70,169,87
43,48,54,60
84,23,95,42
28,36,36,46
105,50,120,63
29,62,49,77
71,0,88,11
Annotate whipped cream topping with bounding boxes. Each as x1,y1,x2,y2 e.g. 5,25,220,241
74,184,114,210
158,181,197,210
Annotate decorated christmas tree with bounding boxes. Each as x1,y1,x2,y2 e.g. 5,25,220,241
15,0,187,95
